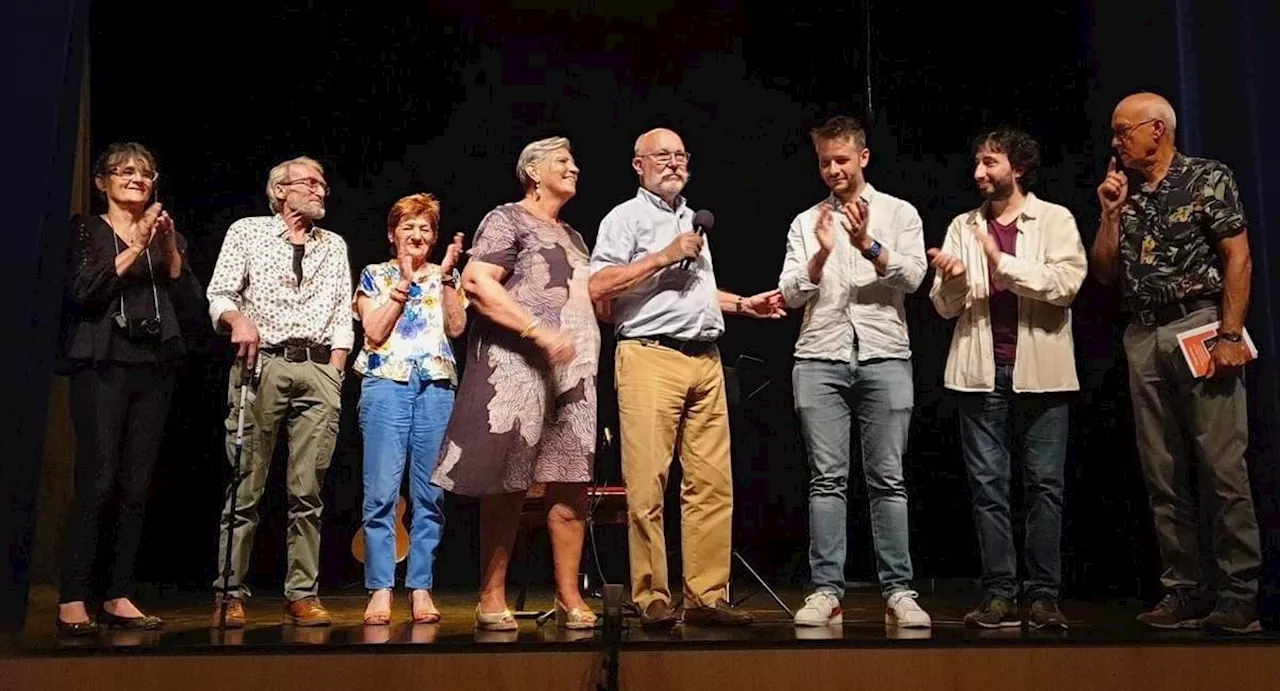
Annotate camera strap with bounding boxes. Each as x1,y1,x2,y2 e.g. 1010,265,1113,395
107,218,161,321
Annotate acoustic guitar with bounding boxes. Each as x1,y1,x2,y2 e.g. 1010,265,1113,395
351,494,411,564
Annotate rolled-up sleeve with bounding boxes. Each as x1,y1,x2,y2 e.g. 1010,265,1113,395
873,205,927,294
206,220,249,332
778,215,817,309
330,236,355,350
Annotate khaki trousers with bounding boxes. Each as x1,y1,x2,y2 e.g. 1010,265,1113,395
212,355,343,601
616,339,733,610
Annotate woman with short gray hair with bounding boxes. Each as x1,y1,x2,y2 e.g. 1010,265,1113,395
432,136,601,631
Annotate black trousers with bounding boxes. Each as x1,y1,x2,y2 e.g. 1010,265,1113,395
59,362,176,604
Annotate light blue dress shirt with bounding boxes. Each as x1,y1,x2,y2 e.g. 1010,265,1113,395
590,187,724,341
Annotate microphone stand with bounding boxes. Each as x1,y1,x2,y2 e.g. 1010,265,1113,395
725,355,793,616
216,357,258,629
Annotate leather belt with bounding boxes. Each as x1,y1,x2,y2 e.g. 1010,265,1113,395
261,343,332,364
1132,298,1217,328
620,334,718,356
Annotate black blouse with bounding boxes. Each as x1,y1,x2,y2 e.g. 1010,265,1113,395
63,214,190,365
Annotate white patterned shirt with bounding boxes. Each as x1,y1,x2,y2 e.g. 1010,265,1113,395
206,214,354,350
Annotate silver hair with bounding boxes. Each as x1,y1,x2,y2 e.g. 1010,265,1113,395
266,155,324,213
516,137,571,191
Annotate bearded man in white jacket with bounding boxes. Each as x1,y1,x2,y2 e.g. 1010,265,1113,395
928,127,1086,631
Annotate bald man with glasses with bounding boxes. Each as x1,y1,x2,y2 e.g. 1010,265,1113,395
589,127,785,628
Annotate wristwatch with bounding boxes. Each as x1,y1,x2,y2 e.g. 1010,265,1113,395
440,272,457,287
1219,330,1243,343
861,240,883,260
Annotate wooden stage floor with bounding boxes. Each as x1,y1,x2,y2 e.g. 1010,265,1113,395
4,584,1278,691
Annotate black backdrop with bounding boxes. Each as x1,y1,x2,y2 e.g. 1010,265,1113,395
5,0,1277,630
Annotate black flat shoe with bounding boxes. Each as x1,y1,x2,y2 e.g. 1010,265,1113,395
55,617,99,637
99,608,163,630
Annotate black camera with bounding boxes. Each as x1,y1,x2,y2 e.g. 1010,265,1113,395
114,313,162,341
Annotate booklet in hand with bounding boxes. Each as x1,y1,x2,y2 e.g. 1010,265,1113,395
1176,321,1258,378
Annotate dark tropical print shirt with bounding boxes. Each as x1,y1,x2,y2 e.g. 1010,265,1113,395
1118,152,1248,310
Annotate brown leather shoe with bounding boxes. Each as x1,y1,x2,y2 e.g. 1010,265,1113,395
639,599,678,629
211,597,245,629
286,596,333,627
683,599,754,626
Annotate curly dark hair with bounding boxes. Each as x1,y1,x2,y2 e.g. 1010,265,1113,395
971,127,1039,189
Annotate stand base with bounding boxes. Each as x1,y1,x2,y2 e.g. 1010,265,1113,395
730,550,793,616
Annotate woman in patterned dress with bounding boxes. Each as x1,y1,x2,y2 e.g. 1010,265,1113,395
352,193,467,625
432,136,601,630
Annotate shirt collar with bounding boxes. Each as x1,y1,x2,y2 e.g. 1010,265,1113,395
825,181,878,209
967,192,1042,228
273,213,320,241
636,186,687,214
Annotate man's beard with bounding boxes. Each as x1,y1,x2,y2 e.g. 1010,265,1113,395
981,177,1015,201
298,201,326,220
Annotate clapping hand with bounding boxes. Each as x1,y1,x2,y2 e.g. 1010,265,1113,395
840,199,870,250
132,202,164,249
440,232,465,275
815,204,836,253
927,248,965,279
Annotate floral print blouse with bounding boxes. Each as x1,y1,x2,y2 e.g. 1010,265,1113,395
351,261,467,384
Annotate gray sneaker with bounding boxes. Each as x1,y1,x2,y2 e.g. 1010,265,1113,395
1135,590,1212,630
1199,599,1261,634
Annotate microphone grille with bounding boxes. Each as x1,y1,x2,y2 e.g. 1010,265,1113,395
693,209,715,230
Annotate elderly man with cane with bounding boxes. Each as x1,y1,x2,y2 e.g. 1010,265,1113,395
206,155,353,628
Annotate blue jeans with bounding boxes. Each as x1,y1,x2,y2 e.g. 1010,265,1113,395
958,364,1069,601
793,356,915,598
358,371,454,590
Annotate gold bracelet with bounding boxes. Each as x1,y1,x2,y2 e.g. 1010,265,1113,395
519,319,541,339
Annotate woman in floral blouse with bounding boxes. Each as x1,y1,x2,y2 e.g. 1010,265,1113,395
351,192,466,625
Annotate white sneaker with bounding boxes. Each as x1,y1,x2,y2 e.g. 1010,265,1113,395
885,590,931,628
794,590,843,627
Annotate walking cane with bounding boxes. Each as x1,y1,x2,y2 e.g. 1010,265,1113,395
217,356,259,629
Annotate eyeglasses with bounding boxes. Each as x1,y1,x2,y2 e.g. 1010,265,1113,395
280,178,329,194
639,150,691,166
1111,118,1157,140
109,166,158,183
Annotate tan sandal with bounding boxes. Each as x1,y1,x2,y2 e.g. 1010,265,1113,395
363,589,392,626
411,590,441,624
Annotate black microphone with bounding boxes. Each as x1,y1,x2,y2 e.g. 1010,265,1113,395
679,209,715,270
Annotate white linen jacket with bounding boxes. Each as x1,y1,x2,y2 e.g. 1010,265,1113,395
929,193,1086,393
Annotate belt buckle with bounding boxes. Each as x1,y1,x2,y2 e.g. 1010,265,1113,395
1136,309,1157,327
285,346,307,362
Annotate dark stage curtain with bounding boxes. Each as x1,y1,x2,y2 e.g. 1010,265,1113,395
1088,0,1280,622
0,0,90,633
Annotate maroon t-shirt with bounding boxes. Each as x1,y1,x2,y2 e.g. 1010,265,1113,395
988,218,1019,366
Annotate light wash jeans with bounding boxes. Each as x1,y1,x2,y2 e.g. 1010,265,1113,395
793,355,915,598
358,371,454,590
